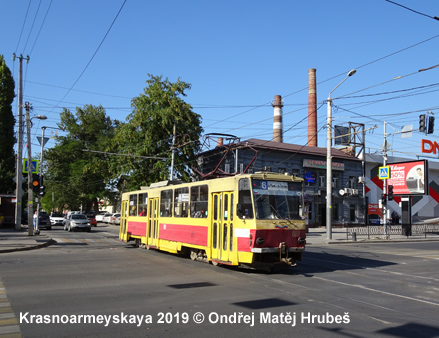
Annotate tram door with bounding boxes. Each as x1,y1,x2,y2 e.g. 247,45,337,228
148,198,159,247
120,200,129,241
211,192,234,263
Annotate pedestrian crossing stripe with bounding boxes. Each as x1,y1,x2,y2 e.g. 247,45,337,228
0,279,22,338
379,166,390,179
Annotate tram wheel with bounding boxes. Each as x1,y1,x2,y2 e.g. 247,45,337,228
190,250,198,261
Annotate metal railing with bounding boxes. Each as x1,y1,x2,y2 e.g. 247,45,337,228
345,224,439,241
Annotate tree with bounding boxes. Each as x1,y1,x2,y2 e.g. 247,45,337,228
0,55,16,194
113,75,203,191
43,105,119,212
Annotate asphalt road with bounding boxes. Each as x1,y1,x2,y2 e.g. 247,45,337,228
1,224,439,338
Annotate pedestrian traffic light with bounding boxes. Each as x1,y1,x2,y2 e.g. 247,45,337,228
419,114,426,132
388,184,393,201
32,174,40,193
39,186,46,197
428,116,435,134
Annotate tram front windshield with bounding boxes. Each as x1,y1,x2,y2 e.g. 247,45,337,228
252,179,302,220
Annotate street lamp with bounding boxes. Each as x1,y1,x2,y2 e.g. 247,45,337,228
35,126,62,230
26,110,47,236
326,69,356,240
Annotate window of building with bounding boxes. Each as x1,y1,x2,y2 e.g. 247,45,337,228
278,167,286,174
174,187,189,217
304,171,316,186
319,175,326,187
332,203,339,221
350,204,356,222
160,189,173,217
349,176,356,189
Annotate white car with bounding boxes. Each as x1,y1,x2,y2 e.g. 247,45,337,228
110,213,121,225
50,213,65,226
95,213,106,223
64,214,91,232
101,212,113,223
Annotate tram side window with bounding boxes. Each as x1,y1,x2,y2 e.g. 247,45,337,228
190,185,208,218
129,194,138,216
237,178,254,219
138,193,148,216
174,187,189,217
160,189,173,217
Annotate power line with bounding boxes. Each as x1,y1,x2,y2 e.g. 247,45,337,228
15,0,32,52
22,0,42,51
384,0,439,21
50,0,127,111
29,0,53,56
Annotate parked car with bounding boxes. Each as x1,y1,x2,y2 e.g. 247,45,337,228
110,213,121,225
95,212,106,223
38,211,52,230
102,212,113,223
86,213,97,227
64,214,91,232
50,212,65,226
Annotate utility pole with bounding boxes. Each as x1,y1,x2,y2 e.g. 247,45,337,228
25,102,34,236
382,122,388,237
170,121,176,180
13,54,29,231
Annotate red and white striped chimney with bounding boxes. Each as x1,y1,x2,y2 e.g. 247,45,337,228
272,95,283,143
308,68,317,147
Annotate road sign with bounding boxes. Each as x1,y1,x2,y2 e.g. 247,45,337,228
23,159,39,174
378,166,390,179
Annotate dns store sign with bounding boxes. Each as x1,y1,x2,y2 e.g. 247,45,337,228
421,139,439,154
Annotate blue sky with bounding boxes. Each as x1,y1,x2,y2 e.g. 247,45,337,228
2,0,439,161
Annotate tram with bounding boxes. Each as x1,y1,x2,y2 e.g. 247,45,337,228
119,172,306,269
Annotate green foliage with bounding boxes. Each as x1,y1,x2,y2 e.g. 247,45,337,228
113,74,203,191
43,105,119,211
0,55,16,193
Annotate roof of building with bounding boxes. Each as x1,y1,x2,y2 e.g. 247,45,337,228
243,138,360,161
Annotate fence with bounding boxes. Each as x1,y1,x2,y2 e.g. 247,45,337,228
345,224,439,241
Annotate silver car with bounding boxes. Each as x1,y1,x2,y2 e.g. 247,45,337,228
64,214,91,232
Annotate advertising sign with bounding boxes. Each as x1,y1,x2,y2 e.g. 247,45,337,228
368,204,382,216
387,160,428,196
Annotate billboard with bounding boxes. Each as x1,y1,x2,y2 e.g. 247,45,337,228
387,160,428,196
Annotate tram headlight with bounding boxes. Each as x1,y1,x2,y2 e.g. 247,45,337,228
256,237,264,246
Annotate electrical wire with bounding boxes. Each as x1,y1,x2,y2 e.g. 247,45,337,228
15,0,32,52
29,0,53,56
50,0,127,111
384,0,439,21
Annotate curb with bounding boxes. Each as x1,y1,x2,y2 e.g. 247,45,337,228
0,237,54,254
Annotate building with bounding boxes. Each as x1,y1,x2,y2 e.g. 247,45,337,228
196,138,364,227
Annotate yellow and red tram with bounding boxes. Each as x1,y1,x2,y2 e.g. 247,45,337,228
119,172,306,269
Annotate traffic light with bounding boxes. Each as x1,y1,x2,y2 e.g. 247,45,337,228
32,174,40,193
419,114,426,132
388,185,393,201
428,116,435,134
39,175,45,197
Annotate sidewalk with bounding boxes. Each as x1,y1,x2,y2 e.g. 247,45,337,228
0,227,54,253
